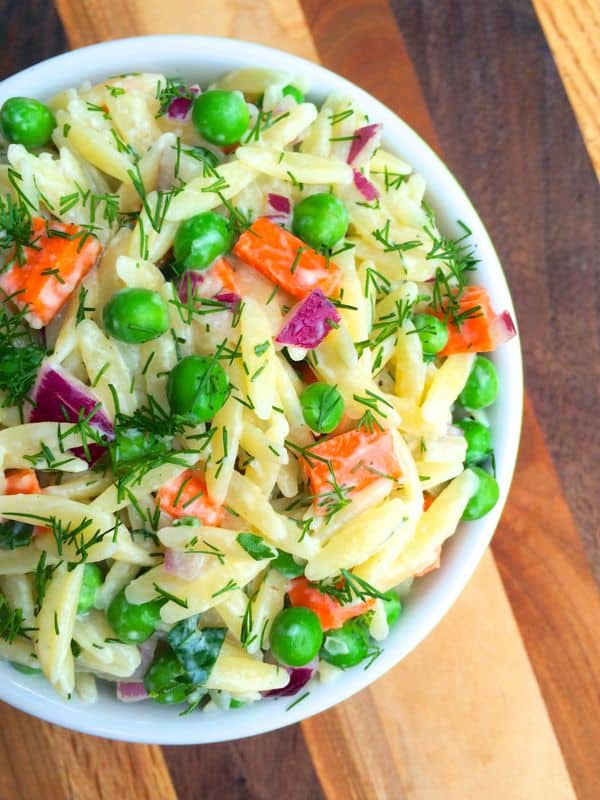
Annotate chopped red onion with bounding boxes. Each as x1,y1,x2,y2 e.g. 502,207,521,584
214,291,241,310
189,84,201,96
265,213,291,227
128,634,160,681
178,271,205,303
117,682,149,702
167,96,193,121
491,309,517,344
268,193,291,214
263,664,315,698
276,290,341,349
353,168,379,201
347,123,382,166
164,548,206,581
28,360,114,464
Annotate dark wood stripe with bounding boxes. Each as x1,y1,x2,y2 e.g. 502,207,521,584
162,727,325,800
391,0,600,581
0,0,68,79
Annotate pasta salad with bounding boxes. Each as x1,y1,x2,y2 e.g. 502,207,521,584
0,68,516,712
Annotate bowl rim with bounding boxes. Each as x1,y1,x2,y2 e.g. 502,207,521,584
0,34,523,744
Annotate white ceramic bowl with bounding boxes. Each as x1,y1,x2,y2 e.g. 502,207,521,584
0,35,523,743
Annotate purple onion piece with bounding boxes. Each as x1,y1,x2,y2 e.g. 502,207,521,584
276,289,341,349
497,310,517,339
28,360,114,464
167,96,193,121
263,665,315,698
177,270,205,303
268,193,291,214
352,168,379,201
347,123,383,166
214,292,242,310
265,213,291,228
129,634,160,682
117,682,149,703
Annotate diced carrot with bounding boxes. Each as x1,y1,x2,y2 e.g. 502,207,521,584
233,216,343,299
4,469,41,495
288,576,375,630
435,286,508,356
157,469,224,526
301,428,402,501
423,493,435,511
0,217,101,329
211,257,240,294
414,547,441,577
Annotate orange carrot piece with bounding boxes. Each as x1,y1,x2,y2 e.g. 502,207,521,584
157,469,224,526
288,576,375,630
414,547,441,577
301,428,402,500
4,469,41,495
423,493,435,511
233,216,342,299
0,217,101,329
435,286,504,356
211,257,240,294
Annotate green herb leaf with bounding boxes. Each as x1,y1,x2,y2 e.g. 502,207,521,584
236,533,278,561
167,615,226,685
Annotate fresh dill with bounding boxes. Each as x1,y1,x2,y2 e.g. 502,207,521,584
0,299,46,410
0,593,33,643
0,194,35,267
426,221,480,325
155,77,194,118
153,583,188,608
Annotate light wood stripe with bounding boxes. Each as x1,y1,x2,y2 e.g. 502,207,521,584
532,0,600,176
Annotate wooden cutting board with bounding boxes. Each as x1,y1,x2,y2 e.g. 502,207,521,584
0,2,598,798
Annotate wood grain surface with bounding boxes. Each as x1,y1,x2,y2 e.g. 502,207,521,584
301,3,600,798
532,0,600,176
303,553,577,800
391,0,600,581
54,0,318,60
0,1,598,799
0,702,177,800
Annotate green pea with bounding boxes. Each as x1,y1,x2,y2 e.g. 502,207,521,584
167,354,229,423
111,428,169,470
144,647,189,704
321,619,370,668
107,588,162,643
412,313,449,355
77,564,103,615
173,211,233,273
381,591,402,628
282,84,304,104
0,520,33,550
103,288,169,344
229,698,245,709
292,193,349,249
458,356,499,409
271,550,305,578
454,419,492,465
11,662,41,675
270,607,323,667
192,90,249,146
0,97,56,148
462,466,499,520
300,382,344,433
